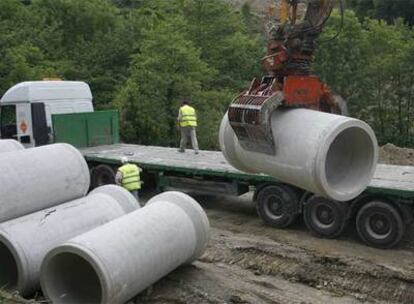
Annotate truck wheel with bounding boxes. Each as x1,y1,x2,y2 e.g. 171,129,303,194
356,201,405,249
256,184,299,228
303,196,348,238
91,164,116,189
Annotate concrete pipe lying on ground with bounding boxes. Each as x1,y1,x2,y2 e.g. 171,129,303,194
40,191,209,304
219,109,378,202
0,143,90,222
0,185,139,296
0,140,24,153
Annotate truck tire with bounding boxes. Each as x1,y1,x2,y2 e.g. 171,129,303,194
303,196,348,238
91,164,116,189
356,200,405,249
256,184,299,228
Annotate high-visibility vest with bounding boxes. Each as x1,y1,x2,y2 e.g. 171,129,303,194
179,105,197,127
118,163,141,191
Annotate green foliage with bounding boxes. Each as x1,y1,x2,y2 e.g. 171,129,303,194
181,0,263,89
30,0,135,104
0,0,46,92
0,0,413,149
115,0,262,148
116,15,214,146
348,0,414,25
194,89,235,149
315,10,414,146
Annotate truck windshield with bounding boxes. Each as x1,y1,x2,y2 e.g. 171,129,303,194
0,105,17,139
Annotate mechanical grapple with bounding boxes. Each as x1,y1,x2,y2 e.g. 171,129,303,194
228,0,345,155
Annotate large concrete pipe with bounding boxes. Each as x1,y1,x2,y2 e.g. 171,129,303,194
89,184,140,211
220,109,378,201
40,191,209,304
0,143,90,222
0,140,24,153
0,185,139,296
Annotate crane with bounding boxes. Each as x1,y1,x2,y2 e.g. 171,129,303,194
227,0,345,155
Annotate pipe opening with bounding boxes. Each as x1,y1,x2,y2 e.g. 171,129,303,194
325,126,375,197
0,242,18,289
43,252,102,304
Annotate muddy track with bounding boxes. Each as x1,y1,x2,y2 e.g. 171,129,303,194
203,229,414,303
135,193,414,304
2,192,413,304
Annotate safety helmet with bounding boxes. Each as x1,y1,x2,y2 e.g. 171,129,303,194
120,156,128,164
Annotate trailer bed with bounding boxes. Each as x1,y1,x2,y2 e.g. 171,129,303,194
80,144,414,198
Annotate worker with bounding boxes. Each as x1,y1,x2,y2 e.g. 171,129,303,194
116,157,142,202
177,100,199,154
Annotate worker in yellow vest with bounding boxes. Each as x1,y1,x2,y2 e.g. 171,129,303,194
116,157,142,202
177,100,199,154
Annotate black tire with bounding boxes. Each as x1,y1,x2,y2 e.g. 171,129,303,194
90,164,116,189
356,201,405,249
303,196,348,238
256,184,299,228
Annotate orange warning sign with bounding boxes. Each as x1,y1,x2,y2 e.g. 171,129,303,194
20,121,28,133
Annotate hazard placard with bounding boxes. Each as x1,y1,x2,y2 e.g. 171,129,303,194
20,121,28,134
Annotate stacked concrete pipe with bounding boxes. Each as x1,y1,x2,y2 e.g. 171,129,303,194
0,143,90,222
0,139,24,153
40,191,209,304
220,109,378,202
0,185,139,296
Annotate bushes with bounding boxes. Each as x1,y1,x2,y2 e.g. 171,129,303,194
0,1,413,148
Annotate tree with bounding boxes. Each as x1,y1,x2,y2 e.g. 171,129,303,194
115,16,215,147
181,0,264,90
0,0,49,94
29,0,136,104
315,10,414,147
348,0,414,25
114,0,265,149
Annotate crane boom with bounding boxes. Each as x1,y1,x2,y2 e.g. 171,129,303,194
227,0,344,155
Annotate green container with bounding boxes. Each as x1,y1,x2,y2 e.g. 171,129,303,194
52,110,120,148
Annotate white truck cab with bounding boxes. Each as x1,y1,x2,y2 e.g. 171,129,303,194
0,81,94,147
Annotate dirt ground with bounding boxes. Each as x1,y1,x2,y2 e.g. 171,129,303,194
135,144,414,304
2,144,414,304
132,191,414,304
379,143,414,166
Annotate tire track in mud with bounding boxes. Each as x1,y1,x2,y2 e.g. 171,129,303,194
137,192,414,304
201,229,414,304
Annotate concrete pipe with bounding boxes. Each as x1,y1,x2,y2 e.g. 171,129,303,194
0,140,24,153
40,191,209,304
0,143,90,222
0,185,139,296
89,184,139,212
219,109,378,201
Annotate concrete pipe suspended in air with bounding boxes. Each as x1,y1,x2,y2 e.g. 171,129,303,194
219,109,378,202
40,191,209,304
0,143,90,222
0,185,139,296
0,139,24,154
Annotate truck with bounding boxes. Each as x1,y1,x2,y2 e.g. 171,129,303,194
0,81,413,249
0,81,94,147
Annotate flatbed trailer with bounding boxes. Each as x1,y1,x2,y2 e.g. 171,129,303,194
2,82,411,249
81,144,414,249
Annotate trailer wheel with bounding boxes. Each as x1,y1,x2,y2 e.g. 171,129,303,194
356,201,405,249
304,196,348,238
91,164,116,189
256,184,299,228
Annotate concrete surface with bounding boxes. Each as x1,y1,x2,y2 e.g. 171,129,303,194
0,185,139,296
89,184,139,212
0,140,24,154
219,109,378,201
40,191,209,304
0,143,90,222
